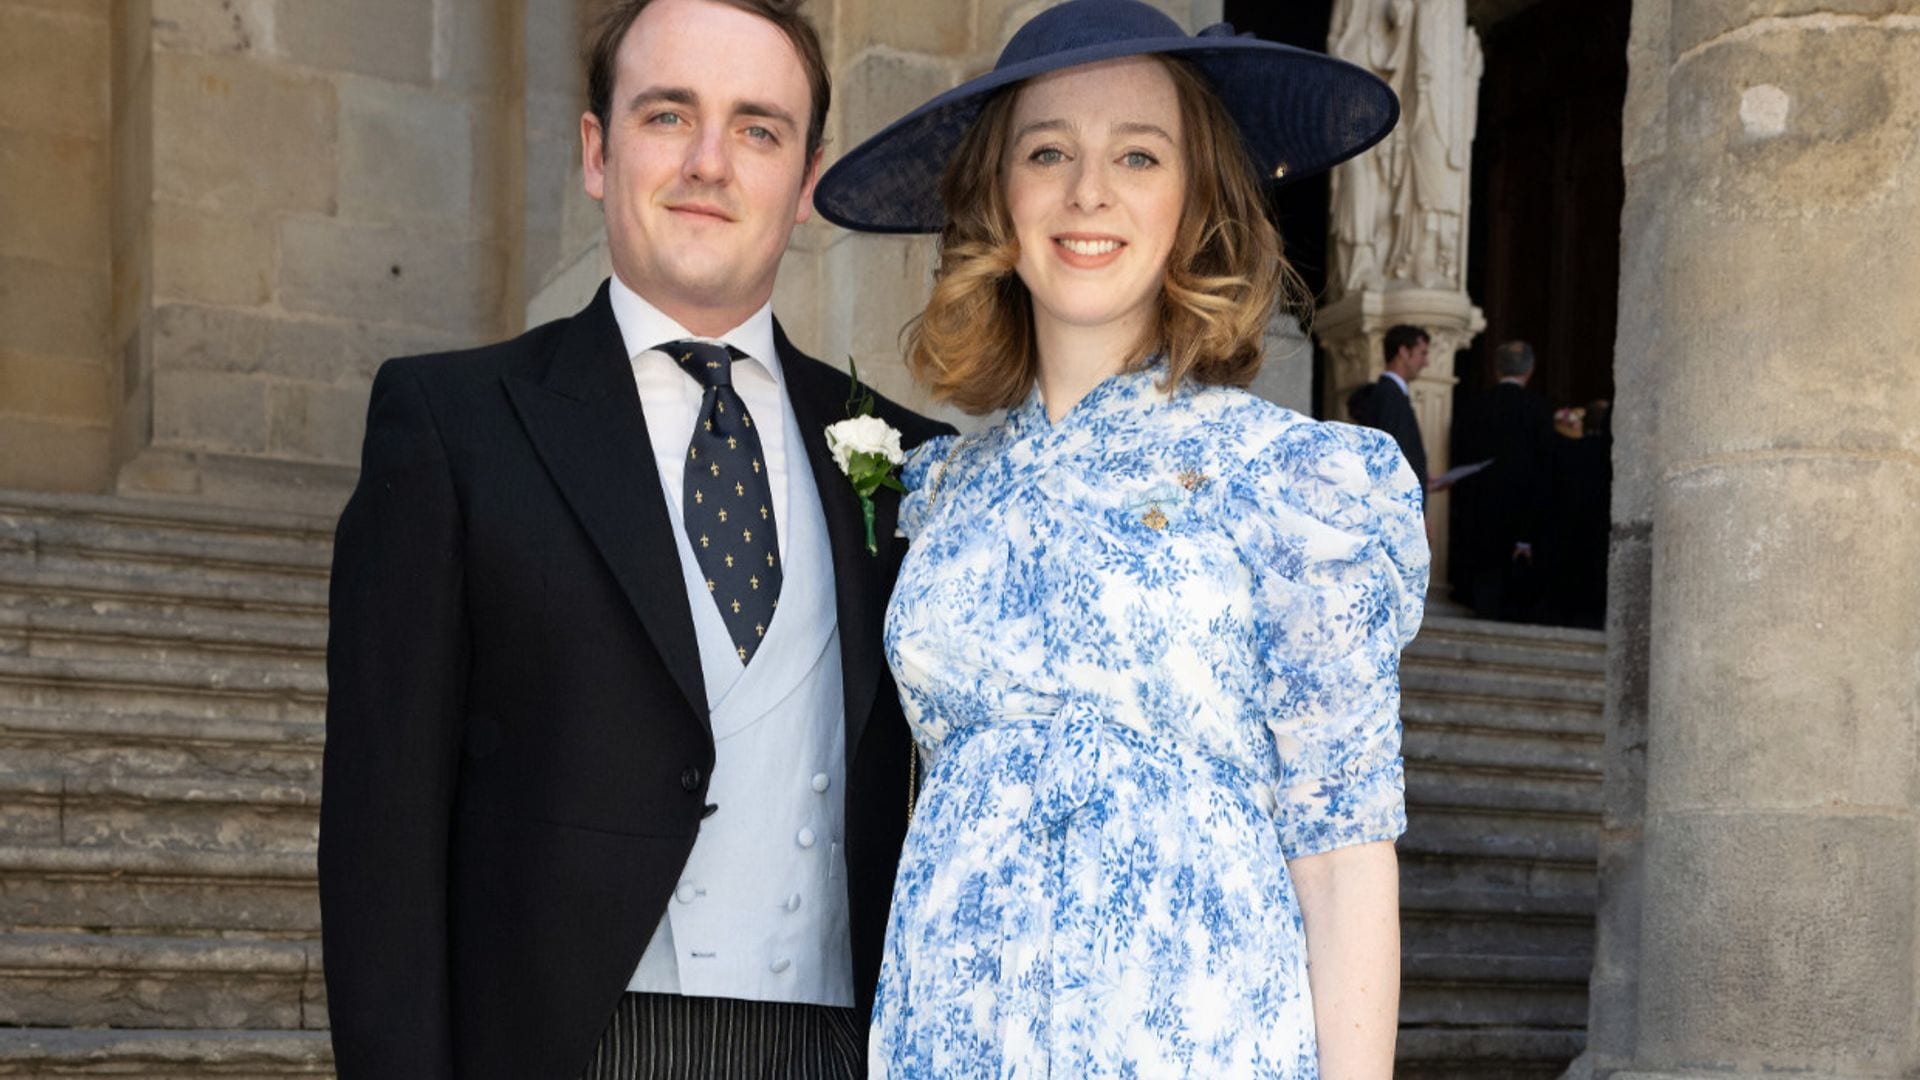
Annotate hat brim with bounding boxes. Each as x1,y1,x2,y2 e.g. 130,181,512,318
814,36,1398,235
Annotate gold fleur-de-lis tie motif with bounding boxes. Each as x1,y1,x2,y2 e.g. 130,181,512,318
660,339,783,664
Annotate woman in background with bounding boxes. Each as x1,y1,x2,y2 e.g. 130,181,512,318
815,3,1426,1075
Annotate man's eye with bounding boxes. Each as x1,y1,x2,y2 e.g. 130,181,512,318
745,125,776,142
650,112,684,126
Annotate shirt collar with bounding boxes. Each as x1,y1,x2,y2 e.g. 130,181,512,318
1383,370,1410,395
607,273,783,387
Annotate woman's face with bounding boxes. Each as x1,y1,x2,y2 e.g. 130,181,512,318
1003,57,1185,343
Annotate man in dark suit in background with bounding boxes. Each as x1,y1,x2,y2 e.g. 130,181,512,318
318,1,946,1077
1453,340,1556,621
1348,324,1432,502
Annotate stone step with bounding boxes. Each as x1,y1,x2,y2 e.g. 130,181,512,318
1400,853,1596,920
1401,695,1604,738
1394,1026,1585,1079
1405,764,1602,817
0,557,328,619
1403,723,1604,777
1409,615,1606,671
0,846,317,934
0,602,325,670
1401,951,1591,1028
0,582,324,636
1401,805,1599,864
1402,908,1593,960
1400,664,1607,709
0,1028,333,1077
1402,984,1589,1030
0,492,333,573
0,706,321,782
0,931,325,1031
0,772,317,856
0,655,325,723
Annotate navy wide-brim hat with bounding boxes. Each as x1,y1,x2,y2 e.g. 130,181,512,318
813,0,1399,234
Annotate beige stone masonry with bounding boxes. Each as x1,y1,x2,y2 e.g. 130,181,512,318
0,0,114,493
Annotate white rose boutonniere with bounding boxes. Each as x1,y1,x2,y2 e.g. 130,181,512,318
826,359,907,555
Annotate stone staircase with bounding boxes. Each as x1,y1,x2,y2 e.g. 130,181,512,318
0,491,1606,1077
1395,614,1608,1079
0,491,333,1076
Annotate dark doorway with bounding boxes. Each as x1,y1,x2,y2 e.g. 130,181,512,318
1455,0,1627,629
1223,0,1334,414
1463,0,1628,412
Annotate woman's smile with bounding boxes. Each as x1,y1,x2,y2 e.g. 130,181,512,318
1052,233,1129,268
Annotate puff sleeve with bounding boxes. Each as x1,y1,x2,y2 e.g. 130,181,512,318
895,433,961,541
1230,419,1430,860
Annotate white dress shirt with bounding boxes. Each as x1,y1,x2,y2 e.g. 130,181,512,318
611,275,789,567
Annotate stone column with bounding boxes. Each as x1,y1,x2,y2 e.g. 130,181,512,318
1576,4,1920,1077
1319,0,1484,585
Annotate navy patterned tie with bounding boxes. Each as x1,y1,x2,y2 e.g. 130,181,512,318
659,340,782,665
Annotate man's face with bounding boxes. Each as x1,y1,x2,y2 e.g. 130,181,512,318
582,0,819,328
1398,339,1431,380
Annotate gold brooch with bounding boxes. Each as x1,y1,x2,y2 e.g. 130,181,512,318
1142,505,1169,531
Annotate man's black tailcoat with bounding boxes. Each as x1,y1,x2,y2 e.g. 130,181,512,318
319,282,949,1078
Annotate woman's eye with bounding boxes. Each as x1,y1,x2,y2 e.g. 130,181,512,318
1122,150,1158,168
1030,147,1066,164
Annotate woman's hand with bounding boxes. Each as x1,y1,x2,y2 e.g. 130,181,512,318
1290,840,1400,1079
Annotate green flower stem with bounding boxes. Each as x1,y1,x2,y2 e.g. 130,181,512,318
846,449,905,555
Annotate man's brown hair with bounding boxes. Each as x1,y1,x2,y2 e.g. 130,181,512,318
586,0,831,160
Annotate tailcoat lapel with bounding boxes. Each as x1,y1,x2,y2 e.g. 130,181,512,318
776,323,898,768
502,282,709,727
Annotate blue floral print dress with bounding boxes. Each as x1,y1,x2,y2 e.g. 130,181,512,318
870,364,1430,1078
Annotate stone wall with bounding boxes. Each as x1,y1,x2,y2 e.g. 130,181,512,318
0,0,115,492
4,0,1251,509
111,0,526,510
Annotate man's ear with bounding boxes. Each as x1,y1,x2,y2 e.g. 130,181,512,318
793,146,825,226
582,112,607,202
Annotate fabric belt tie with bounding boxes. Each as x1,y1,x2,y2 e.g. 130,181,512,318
1029,698,1107,835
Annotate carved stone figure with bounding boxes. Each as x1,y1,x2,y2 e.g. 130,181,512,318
1385,0,1482,289
1327,0,1413,294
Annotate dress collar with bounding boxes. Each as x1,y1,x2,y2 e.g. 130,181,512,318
1008,357,1174,440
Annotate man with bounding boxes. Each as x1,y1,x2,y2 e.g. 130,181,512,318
1348,323,1431,499
318,1,946,1076
1453,340,1555,620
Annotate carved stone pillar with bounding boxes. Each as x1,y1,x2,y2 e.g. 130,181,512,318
1320,0,1484,589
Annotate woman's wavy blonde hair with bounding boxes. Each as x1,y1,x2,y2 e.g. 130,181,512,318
903,56,1310,414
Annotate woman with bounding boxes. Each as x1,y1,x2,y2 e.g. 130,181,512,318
814,2,1426,1075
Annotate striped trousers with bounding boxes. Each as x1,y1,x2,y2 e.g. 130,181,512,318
578,993,866,1080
